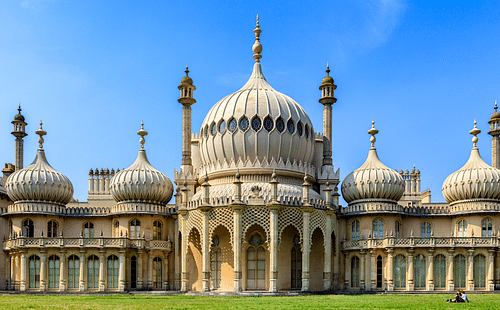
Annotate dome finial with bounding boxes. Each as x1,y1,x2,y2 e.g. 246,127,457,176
185,63,189,76
367,120,379,148
35,120,47,149
18,103,21,113
326,62,330,75
470,119,481,148
137,121,148,149
252,15,262,63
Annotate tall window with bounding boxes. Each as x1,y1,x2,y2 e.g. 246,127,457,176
414,254,426,289
454,254,466,288
291,235,302,290
113,221,119,238
87,255,99,289
421,222,431,238
67,255,80,289
376,256,383,288
434,254,446,289
457,220,467,237
394,255,406,289
153,220,163,240
351,220,360,240
130,256,137,289
107,255,119,289
247,233,265,290
474,254,486,288
130,219,141,239
153,257,163,289
351,256,360,288
23,219,34,237
48,255,60,289
210,236,221,289
84,222,94,238
482,219,492,237
373,219,384,239
8,220,12,238
395,220,401,238
48,220,58,238
28,255,40,288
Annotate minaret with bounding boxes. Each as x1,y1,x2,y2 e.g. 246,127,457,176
488,100,500,168
178,64,196,172
11,104,28,171
319,64,337,166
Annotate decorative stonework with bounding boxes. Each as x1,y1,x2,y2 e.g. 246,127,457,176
208,207,234,245
277,207,303,246
242,206,270,242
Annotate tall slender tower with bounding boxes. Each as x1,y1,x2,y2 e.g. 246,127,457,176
11,104,28,171
319,64,337,166
488,100,500,168
178,64,196,172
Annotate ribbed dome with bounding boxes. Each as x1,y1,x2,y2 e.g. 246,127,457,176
341,122,405,204
6,149,74,205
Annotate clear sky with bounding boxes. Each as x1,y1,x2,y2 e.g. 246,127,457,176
1,0,499,205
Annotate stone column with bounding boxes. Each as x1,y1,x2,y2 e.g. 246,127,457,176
233,206,243,292
467,249,474,291
119,251,126,291
200,208,211,292
407,249,414,291
323,212,332,290
447,249,454,291
496,250,500,290
163,252,169,290
59,251,67,291
333,217,340,290
137,251,143,290
487,249,495,291
301,208,312,291
387,249,394,291
360,251,366,290
180,212,189,291
13,254,19,290
99,251,106,291
370,250,376,290
79,252,86,291
20,251,27,291
344,252,350,289
269,206,279,292
147,251,153,290
173,215,180,290
427,249,434,291
40,251,47,291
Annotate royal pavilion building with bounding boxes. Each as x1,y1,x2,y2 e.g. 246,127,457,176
0,19,500,293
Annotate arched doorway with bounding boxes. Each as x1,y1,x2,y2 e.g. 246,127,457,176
291,234,302,290
247,233,265,290
376,255,383,289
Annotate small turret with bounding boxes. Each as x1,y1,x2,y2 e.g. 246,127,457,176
488,100,500,168
178,64,196,168
11,104,28,171
319,64,337,167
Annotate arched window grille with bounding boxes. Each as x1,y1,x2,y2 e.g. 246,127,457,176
28,255,40,288
87,255,99,289
434,254,447,289
67,255,80,289
414,254,426,289
247,233,265,290
394,254,406,289
474,254,486,288
454,254,466,288
107,255,119,289
48,255,60,289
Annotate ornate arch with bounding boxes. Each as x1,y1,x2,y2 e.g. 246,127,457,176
209,207,234,245
242,206,270,242
309,209,327,247
278,207,303,247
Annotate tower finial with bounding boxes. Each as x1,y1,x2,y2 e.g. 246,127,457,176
137,121,148,149
495,100,498,113
470,119,481,148
367,120,379,148
185,63,189,76
35,120,47,149
252,15,262,62
326,62,330,75
18,103,21,113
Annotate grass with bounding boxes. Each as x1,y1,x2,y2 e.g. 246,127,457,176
0,293,499,309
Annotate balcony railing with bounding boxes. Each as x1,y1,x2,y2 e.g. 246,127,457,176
342,236,500,250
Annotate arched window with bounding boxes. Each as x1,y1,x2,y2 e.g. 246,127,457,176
247,233,265,290
474,254,486,288
113,221,119,238
394,254,406,289
130,219,141,239
23,219,34,238
351,256,360,288
67,255,80,289
153,220,162,240
434,254,446,289
414,254,426,289
87,255,99,289
28,255,40,288
395,220,401,238
210,235,221,290
454,254,466,288
48,255,60,289
107,255,119,289
84,222,94,239
421,222,431,238
47,220,58,238
376,255,383,288
373,219,384,239
482,219,492,237
291,234,302,290
351,220,360,241
153,257,163,289
457,220,467,237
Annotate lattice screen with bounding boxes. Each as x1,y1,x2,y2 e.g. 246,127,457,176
186,209,204,238
277,207,303,246
242,206,270,242
209,207,234,245
309,209,327,247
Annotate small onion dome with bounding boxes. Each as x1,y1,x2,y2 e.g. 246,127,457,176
341,121,405,204
110,122,173,205
322,64,334,85
180,65,193,85
6,121,73,205
442,121,500,203
491,101,500,119
13,104,25,122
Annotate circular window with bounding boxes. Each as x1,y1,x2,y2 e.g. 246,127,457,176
250,234,263,247
211,123,217,136
297,122,303,136
263,116,274,132
305,125,309,139
212,235,220,248
287,119,295,134
239,116,249,131
276,118,285,133
251,116,262,131
228,118,237,132
219,120,226,134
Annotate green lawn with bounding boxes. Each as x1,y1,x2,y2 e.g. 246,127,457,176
0,294,498,309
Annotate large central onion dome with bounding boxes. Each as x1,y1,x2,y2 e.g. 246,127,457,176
199,18,315,176
6,122,74,205
442,121,500,204
110,123,174,205
341,121,405,204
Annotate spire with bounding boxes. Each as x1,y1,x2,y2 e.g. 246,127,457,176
495,100,498,113
137,121,148,149
252,15,262,62
368,120,379,149
470,119,481,149
35,121,46,149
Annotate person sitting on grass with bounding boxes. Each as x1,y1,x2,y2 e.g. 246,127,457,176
461,291,470,303
447,291,465,303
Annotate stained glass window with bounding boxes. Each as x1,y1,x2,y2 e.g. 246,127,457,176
28,255,40,288
107,255,119,289
263,116,274,132
297,122,303,136
48,255,60,289
373,219,384,239
454,254,466,288
228,118,237,132
239,117,249,131
287,119,295,134
219,120,226,134
68,255,80,289
351,220,360,240
251,116,262,131
414,254,426,289
434,254,446,289
87,255,99,289
474,254,486,288
482,219,492,237
276,118,285,133
394,255,406,289
457,220,467,237
153,257,163,289
421,222,431,237
351,256,360,288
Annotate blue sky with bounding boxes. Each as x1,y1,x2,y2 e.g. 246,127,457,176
1,0,499,204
